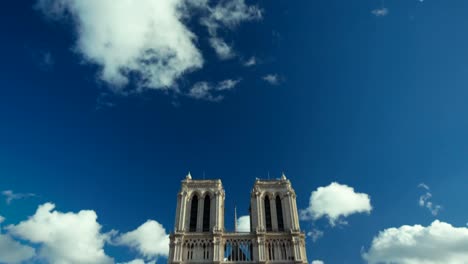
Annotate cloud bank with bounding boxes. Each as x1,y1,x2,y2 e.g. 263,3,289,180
300,182,372,226
363,220,468,264
2,202,169,264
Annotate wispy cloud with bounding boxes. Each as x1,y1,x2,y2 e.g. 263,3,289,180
244,56,257,67
262,74,281,85
209,37,235,60
418,183,442,216
307,229,324,242
188,79,241,102
371,8,388,17
2,190,36,205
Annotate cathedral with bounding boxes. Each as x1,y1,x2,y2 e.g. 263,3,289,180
168,173,308,264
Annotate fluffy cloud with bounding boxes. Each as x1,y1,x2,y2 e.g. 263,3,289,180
188,79,241,102
311,261,324,264
0,233,35,264
300,182,372,226
363,220,468,264
2,190,35,204
237,215,250,232
36,0,204,92
35,0,260,98
7,203,113,264
115,220,169,260
262,74,280,85
418,183,442,216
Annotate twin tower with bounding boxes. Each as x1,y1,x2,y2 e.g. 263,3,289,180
168,173,308,264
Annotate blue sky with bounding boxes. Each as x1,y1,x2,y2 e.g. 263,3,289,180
1,0,468,263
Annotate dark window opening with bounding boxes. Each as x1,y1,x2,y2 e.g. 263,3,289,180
189,195,198,232
276,195,284,231
264,195,272,231
203,195,211,232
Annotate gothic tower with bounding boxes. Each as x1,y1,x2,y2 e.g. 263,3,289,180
168,173,307,264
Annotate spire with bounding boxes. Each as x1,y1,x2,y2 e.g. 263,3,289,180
234,205,238,232
281,172,287,180
186,171,192,180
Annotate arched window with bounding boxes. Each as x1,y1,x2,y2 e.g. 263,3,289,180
202,194,211,232
189,195,198,232
276,195,284,231
264,195,272,231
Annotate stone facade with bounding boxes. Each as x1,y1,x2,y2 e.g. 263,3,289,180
168,173,308,264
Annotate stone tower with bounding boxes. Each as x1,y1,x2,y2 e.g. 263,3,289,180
168,173,307,264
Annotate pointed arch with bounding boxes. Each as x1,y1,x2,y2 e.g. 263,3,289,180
264,195,272,231
189,194,198,232
276,195,284,231
202,194,211,232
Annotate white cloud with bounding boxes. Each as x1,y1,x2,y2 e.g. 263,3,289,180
0,233,36,264
201,0,261,60
0,215,4,224
115,220,169,260
418,183,442,216
262,74,280,85
371,8,389,17
188,79,241,101
210,37,235,59
237,215,250,232
300,182,372,226
311,261,324,264
7,202,113,264
218,79,241,91
35,0,261,99
36,0,204,92
363,220,468,264
2,190,35,204
244,56,257,67
307,229,324,242
188,82,222,102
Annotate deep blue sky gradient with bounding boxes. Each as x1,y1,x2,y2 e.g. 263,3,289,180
1,0,468,263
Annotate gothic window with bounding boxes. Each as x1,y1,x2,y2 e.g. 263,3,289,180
264,195,272,231
276,195,284,231
202,194,210,232
189,195,198,232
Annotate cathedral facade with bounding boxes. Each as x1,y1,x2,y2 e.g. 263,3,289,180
168,173,308,264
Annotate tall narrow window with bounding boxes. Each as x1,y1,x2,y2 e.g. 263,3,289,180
203,195,211,232
276,195,284,231
264,195,272,231
189,195,198,232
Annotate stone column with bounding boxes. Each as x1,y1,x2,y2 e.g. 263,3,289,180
270,195,278,231
250,192,259,232
256,193,264,232
214,190,224,232
176,191,188,232
197,194,204,232
257,236,265,261
283,193,292,231
291,193,300,231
